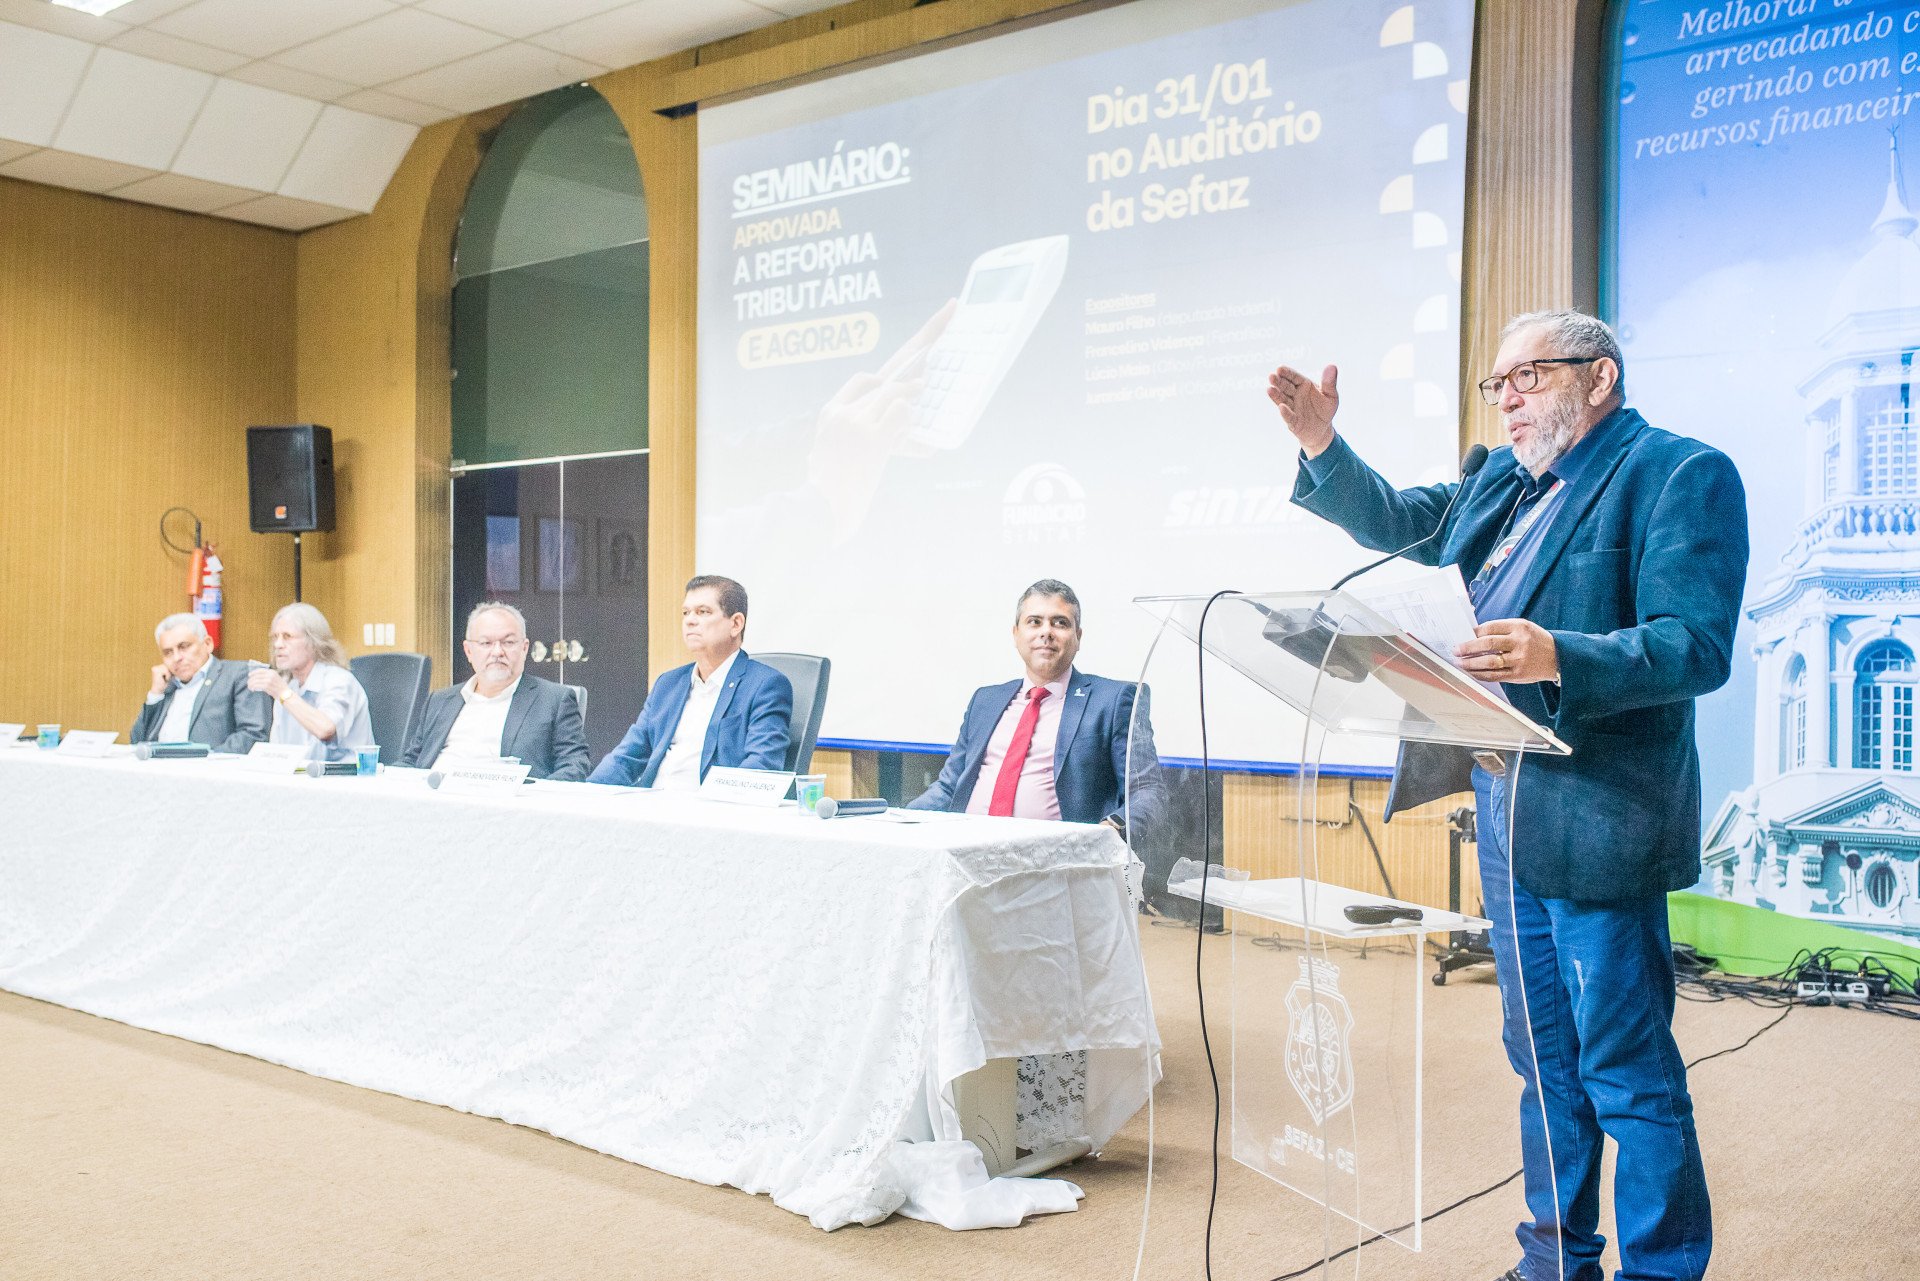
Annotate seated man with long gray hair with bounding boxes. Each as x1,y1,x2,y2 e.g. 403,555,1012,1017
130,612,271,754
400,602,590,781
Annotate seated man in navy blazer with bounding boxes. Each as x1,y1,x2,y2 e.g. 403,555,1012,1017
400,602,590,781
131,613,271,754
907,579,1165,836
1271,310,1746,1281
589,575,793,788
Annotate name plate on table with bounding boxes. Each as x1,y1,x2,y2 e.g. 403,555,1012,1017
427,760,532,796
699,766,796,807
55,730,118,757
0,723,24,746
244,742,310,773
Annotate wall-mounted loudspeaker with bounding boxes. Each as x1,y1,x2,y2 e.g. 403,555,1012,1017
246,424,335,533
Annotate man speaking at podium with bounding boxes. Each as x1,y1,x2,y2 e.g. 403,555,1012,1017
1270,310,1746,1281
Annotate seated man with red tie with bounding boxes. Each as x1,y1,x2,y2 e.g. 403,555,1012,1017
907,578,1166,1155
907,578,1166,834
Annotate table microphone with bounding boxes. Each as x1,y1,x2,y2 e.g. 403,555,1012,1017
815,796,888,818
132,741,210,760
1329,442,1490,592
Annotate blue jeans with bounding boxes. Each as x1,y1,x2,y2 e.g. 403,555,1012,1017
1474,767,1711,1281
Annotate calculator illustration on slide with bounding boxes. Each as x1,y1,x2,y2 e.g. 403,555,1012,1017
909,235,1070,450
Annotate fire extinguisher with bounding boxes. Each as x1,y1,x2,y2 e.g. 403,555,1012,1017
190,543,224,653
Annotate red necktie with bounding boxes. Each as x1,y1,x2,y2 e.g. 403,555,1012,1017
987,687,1050,817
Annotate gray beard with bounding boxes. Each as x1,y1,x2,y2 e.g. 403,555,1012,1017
1510,391,1583,476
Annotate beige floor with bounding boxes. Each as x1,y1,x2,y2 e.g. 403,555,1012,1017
1,920,1914,1280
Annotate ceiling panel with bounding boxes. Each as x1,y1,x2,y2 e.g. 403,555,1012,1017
0,0,124,41
272,8,504,89
151,0,396,60
105,26,248,74
277,105,416,212
223,60,358,101
54,46,212,170
111,170,258,212
219,192,354,230
412,0,632,42
334,88,457,128
0,147,156,192
172,78,321,191
380,41,605,115
0,21,94,147
531,0,772,70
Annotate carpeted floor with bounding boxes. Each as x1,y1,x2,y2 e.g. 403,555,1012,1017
2,920,1914,1280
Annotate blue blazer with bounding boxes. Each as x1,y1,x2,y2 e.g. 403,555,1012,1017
588,652,793,787
1294,407,1749,901
907,669,1166,832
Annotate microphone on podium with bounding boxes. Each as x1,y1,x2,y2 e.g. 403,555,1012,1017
1328,443,1490,593
1257,443,1492,681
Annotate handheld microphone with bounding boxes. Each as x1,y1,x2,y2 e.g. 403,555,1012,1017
815,796,888,819
1328,443,1489,593
132,741,210,760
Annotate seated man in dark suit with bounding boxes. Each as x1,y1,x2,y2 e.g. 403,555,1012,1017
589,575,792,789
908,579,1165,836
130,613,270,754
400,602,590,781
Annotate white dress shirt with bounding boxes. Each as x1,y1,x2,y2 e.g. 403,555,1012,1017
432,675,522,767
270,662,375,762
963,676,1068,820
149,662,209,742
652,651,739,791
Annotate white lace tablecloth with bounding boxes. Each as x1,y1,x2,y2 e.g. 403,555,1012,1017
0,751,1159,1229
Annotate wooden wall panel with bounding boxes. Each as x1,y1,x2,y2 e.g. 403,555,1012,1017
0,177,295,737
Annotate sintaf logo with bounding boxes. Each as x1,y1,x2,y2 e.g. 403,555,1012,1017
1284,955,1355,1125
1002,462,1087,544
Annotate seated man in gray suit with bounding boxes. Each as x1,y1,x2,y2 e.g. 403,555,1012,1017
400,602,591,781
131,613,271,753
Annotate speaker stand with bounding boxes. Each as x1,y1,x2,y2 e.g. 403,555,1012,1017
292,531,303,602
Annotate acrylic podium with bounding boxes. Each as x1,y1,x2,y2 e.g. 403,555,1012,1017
1125,589,1569,1271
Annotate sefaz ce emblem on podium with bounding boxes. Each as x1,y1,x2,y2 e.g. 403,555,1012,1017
1284,956,1355,1125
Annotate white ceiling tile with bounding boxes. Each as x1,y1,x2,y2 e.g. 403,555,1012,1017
750,0,845,16
380,41,603,114
98,0,200,24
529,0,768,69
0,148,155,192
54,47,213,169
107,27,249,74
172,78,321,191
0,22,94,147
335,88,456,128
412,0,629,40
111,171,259,213
224,60,358,101
152,0,396,60
219,193,355,231
273,8,503,88
0,140,39,165
0,0,125,42
278,105,416,212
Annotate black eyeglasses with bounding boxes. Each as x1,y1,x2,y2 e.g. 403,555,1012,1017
1477,357,1598,405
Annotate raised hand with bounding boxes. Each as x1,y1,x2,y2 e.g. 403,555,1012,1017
1267,362,1340,458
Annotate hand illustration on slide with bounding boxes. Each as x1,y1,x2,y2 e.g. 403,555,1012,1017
803,297,956,544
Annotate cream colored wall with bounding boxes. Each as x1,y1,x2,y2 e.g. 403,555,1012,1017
0,176,296,735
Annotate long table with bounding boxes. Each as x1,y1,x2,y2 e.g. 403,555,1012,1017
0,749,1159,1230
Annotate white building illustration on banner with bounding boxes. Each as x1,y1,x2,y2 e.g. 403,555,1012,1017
1702,137,1920,944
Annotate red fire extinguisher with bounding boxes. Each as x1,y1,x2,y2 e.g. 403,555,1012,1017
190,544,224,653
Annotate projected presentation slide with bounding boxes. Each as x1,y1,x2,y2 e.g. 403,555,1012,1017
697,0,1474,764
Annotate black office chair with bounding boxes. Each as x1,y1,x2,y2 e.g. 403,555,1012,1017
566,684,588,719
754,652,830,774
349,652,431,765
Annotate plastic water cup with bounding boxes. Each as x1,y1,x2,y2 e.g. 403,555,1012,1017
36,724,60,749
355,745,380,776
795,774,827,814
